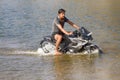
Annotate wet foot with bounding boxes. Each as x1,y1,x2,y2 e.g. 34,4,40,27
55,51,62,56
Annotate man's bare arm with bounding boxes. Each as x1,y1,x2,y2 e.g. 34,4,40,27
67,20,80,30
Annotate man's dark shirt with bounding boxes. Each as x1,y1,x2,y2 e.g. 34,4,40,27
52,16,69,34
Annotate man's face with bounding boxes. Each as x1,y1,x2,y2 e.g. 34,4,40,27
59,12,65,19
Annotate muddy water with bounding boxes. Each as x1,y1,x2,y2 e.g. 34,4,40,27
0,0,120,80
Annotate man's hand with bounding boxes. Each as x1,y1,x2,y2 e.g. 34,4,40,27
68,31,73,35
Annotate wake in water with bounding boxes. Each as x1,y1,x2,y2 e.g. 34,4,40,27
0,48,39,55
0,48,100,57
0,48,56,56
14,50,38,55
14,49,54,56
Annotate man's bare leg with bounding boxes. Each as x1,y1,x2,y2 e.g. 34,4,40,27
54,34,62,55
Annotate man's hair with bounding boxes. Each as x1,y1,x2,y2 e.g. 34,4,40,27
58,9,66,14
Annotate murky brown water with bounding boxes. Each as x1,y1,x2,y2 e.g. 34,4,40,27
0,0,120,80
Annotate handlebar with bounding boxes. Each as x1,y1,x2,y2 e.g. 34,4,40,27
68,27,93,40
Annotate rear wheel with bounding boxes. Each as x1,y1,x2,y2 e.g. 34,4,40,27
40,40,55,53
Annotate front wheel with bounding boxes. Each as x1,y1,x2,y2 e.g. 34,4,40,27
84,44,101,54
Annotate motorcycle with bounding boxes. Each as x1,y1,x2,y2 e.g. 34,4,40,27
37,27,103,55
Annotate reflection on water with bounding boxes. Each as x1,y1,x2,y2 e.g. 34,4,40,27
0,54,120,80
0,0,120,80
53,55,97,80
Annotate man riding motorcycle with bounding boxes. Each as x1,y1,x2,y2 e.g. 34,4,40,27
52,9,80,55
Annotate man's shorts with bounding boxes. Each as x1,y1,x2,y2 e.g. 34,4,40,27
51,32,64,41
51,32,71,43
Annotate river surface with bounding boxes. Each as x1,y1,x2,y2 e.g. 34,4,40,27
0,0,120,80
